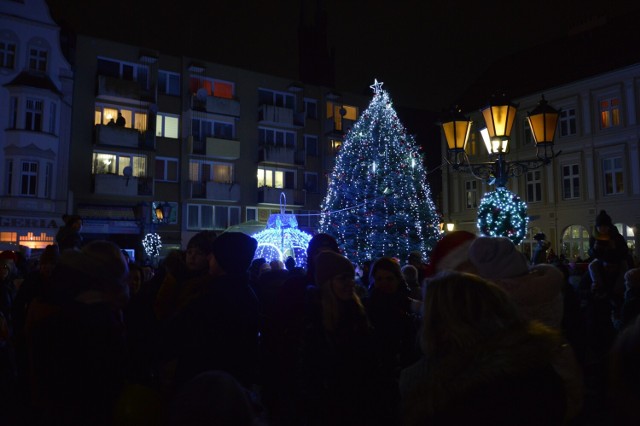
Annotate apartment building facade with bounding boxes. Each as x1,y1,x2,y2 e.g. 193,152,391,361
0,0,73,252
68,34,365,259
441,63,640,263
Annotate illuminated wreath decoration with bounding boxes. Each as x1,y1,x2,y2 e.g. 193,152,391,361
476,187,528,245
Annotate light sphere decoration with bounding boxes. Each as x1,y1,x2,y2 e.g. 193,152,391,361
477,187,528,245
142,232,162,259
252,212,313,269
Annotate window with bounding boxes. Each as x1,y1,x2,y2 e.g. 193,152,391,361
189,76,234,99
526,170,542,203
97,57,148,89
304,135,318,156
189,160,233,184
523,120,533,146
192,118,234,141
465,180,477,209
304,172,318,193
156,113,179,138
257,168,295,189
326,101,358,131
559,108,576,137
0,40,16,69
246,207,258,222
155,157,179,182
49,103,57,134
259,89,295,108
214,206,240,229
603,157,623,195
44,163,52,198
5,160,13,195
304,98,318,119
95,104,148,131
258,127,296,148
25,98,43,131
187,204,213,229
599,97,621,129
21,161,38,196
562,164,580,199
330,139,342,155
561,225,590,261
28,47,47,72
158,71,181,95
615,223,636,253
92,152,147,177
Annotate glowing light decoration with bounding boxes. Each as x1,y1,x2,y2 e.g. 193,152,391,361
142,232,162,259
477,187,528,245
252,193,313,268
319,79,442,264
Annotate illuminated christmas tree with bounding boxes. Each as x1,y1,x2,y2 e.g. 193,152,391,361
318,80,442,264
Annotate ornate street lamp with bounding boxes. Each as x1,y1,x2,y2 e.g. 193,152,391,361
441,95,560,187
154,201,172,224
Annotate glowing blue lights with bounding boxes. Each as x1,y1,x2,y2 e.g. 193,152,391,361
252,213,313,268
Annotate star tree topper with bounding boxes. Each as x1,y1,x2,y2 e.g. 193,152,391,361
370,79,384,94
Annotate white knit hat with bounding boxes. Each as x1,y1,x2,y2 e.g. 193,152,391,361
468,237,530,280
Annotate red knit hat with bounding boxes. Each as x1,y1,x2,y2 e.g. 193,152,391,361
424,231,476,278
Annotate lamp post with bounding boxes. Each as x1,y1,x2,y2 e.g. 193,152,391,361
441,95,561,187
154,201,172,224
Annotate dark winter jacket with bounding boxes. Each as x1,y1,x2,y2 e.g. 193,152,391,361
400,322,567,426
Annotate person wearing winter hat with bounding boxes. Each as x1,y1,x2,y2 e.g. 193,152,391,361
301,251,394,424
162,231,260,390
588,210,629,304
423,231,477,279
210,232,258,276
531,232,551,265
468,236,564,327
468,236,583,421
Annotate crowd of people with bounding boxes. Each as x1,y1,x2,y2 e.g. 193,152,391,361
0,209,638,425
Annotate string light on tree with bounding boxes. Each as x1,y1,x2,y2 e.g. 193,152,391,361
142,232,162,259
477,187,528,245
319,79,442,264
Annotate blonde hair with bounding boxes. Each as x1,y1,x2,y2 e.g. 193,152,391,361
420,271,525,358
318,275,367,333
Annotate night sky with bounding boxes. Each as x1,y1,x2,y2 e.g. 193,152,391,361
46,0,638,111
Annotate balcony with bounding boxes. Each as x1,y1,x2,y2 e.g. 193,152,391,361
97,75,153,102
188,136,240,159
95,124,150,149
258,187,305,206
323,118,355,137
190,181,241,202
258,105,305,128
258,146,305,165
93,174,152,197
191,95,241,117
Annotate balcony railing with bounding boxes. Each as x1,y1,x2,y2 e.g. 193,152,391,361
188,136,240,159
95,124,152,149
258,186,305,206
258,146,305,165
93,174,152,197
191,95,241,117
258,105,305,128
190,181,241,201
97,75,153,102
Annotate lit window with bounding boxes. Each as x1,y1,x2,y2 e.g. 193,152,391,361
600,97,621,129
92,152,147,176
156,113,179,138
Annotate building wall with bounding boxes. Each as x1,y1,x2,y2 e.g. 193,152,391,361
442,63,640,263
68,34,368,258
0,0,73,251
